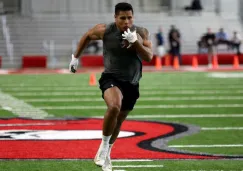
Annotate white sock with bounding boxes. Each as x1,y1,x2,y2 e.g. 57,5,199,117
108,144,113,157
101,135,111,147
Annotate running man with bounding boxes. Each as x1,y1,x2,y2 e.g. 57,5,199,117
69,2,153,171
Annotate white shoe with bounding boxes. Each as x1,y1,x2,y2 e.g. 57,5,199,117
102,156,112,171
94,144,109,167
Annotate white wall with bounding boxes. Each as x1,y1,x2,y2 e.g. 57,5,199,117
220,0,239,17
31,0,67,13
29,0,108,14
171,0,217,12
69,0,101,13
26,0,163,14
23,0,240,17
21,0,32,16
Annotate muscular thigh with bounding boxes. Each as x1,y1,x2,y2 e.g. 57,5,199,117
99,73,139,111
103,86,123,108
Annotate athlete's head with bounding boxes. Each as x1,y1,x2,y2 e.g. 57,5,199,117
114,2,134,32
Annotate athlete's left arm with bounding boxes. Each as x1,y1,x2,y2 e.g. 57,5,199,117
133,28,153,62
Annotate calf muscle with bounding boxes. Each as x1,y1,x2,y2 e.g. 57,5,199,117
102,87,123,136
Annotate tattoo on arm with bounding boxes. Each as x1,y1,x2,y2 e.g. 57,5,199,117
136,27,150,41
136,27,152,49
133,27,153,62
88,24,106,40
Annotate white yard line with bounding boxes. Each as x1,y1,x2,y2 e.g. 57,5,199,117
0,90,51,119
0,123,55,127
112,159,153,162
201,127,243,130
126,114,243,119
24,96,243,102
25,98,104,102
11,90,243,96
169,144,243,148
2,82,241,87
2,85,243,91
168,170,241,171
2,106,13,111
38,104,243,110
209,73,243,78
113,165,164,168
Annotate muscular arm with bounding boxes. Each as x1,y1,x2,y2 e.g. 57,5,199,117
133,27,153,62
74,24,106,58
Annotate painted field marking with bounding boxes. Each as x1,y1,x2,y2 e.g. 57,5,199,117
1,82,241,87
113,165,164,168
0,90,51,119
209,73,243,78
2,106,12,111
173,170,242,171
10,90,243,96
2,85,243,91
169,144,243,148
0,123,55,127
126,114,243,119
38,104,243,110
201,127,243,130
24,96,243,102
112,159,153,162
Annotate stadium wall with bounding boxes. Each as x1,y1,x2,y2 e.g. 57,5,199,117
81,54,243,67
3,54,243,68
22,0,240,15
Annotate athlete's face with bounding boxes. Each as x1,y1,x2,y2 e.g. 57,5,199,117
115,11,134,32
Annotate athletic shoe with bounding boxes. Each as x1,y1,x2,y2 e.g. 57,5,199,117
94,144,109,167
102,156,112,171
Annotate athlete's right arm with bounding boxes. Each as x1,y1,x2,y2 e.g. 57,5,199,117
74,24,106,58
69,24,106,73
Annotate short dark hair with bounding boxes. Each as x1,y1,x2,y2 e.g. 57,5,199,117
115,2,133,15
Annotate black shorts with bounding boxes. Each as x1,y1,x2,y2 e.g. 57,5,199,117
99,73,139,111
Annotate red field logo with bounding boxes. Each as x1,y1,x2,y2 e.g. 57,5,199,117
0,118,240,159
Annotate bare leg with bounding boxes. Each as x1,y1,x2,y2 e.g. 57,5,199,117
101,110,131,171
103,87,123,136
109,110,130,144
94,86,123,167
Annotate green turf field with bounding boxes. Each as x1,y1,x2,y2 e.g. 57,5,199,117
0,72,243,171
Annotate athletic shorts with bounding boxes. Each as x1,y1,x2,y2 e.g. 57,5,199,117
99,73,140,111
